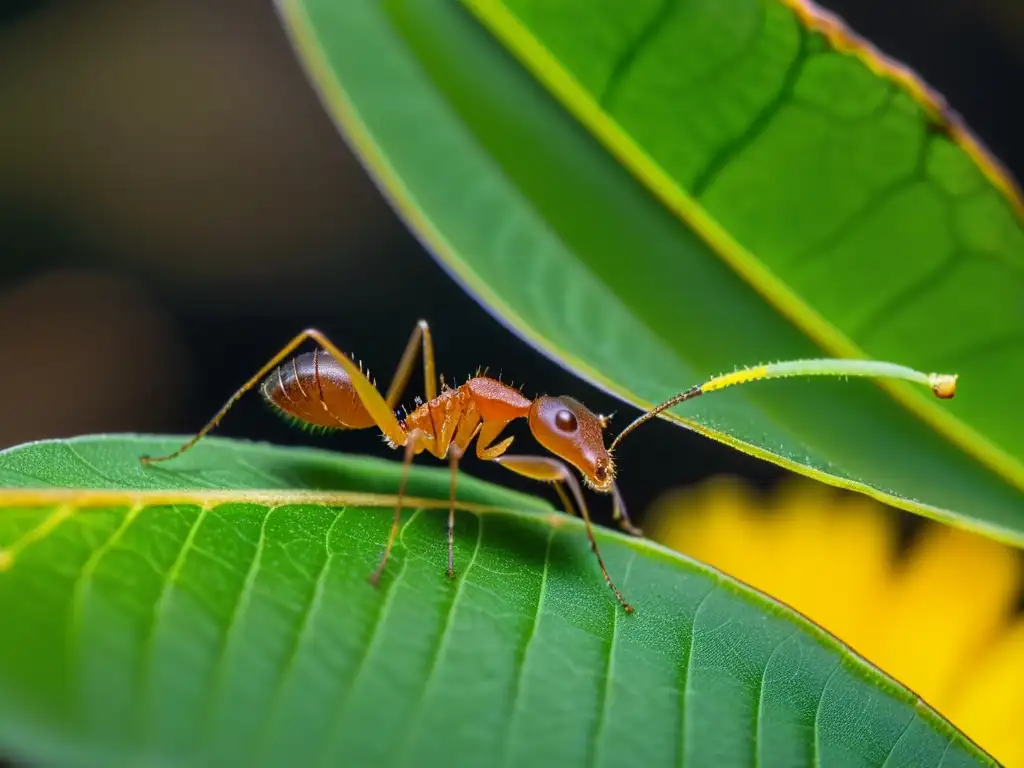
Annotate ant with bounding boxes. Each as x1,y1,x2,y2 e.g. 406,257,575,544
141,321,958,613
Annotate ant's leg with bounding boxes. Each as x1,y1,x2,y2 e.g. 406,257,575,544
369,428,426,586
475,420,514,461
141,328,406,464
551,483,577,519
492,455,633,613
384,319,438,409
611,483,643,537
446,444,464,579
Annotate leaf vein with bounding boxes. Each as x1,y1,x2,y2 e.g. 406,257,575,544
599,0,678,110
396,511,486,762
198,503,276,745
254,506,346,758
754,629,799,768
788,164,924,268
936,736,954,768
0,502,74,568
854,252,962,342
138,501,213,743
235,455,293,490
316,508,424,767
591,550,638,768
500,524,555,768
811,659,844,767
689,21,808,197
879,710,918,767
65,502,146,678
679,584,717,768
66,443,132,488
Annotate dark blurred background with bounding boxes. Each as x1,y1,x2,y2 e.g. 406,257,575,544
0,0,1020,525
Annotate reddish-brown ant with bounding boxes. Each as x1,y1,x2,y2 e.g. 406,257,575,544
141,321,957,613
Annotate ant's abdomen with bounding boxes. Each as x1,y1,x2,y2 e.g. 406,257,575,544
262,349,377,430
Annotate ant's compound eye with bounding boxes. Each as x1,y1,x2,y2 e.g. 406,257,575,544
554,409,578,433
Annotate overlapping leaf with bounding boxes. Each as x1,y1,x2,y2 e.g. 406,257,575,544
465,0,1024,484
275,0,1024,540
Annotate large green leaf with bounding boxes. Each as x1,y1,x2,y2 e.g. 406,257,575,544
0,436,995,766
274,0,1024,541
463,0,1024,484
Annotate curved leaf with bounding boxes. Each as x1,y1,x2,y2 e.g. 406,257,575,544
0,436,995,767
463,0,1024,490
275,0,1024,542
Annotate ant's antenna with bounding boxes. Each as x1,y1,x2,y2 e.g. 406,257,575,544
608,358,958,452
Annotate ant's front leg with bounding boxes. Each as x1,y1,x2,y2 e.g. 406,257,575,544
491,455,633,614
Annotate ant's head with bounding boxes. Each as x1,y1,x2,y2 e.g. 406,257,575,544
528,396,615,492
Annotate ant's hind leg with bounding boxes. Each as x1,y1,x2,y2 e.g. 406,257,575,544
140,328,406,464
492,455,633,613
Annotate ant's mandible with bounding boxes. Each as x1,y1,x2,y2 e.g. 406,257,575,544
140,320,958,613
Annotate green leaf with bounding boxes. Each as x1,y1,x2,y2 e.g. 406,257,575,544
274,0,1024,541
0,436,995,766
463,0,1024,487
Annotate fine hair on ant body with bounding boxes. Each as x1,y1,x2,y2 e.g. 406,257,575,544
141,320,958,613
